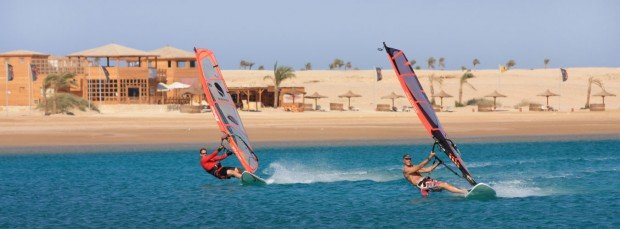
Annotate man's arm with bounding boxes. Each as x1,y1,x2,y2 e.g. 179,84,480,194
419,161,440,173
210,148,234,161
204,146,224,161
404,152,436,175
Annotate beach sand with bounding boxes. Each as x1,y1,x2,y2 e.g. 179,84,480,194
1,110,619,151
1,68,619,151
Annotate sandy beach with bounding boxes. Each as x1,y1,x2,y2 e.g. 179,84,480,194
1,67,619,151
1,109,619,151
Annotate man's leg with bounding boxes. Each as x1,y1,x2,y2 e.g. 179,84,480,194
439,182,467,194
226,167,243,179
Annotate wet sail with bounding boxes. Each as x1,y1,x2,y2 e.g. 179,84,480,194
382,42,477,185
194,48,258,173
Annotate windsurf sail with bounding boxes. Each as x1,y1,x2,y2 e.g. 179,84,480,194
194,48,259,173
382,42,477,186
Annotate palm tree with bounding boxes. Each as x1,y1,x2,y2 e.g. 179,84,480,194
258,65,265,70
330,59,344,70
345,62,352,70
263,62,296,108
239,60,248,69
458,71,477,106
410,59,417,66
427,57,436,69
438,57,446,70
427,74,437,104
248,61,255,70
544,58,550,69
41,73,97,115
472,58,480,70
506,60,516,70
305,62,312,70
585,76,604,108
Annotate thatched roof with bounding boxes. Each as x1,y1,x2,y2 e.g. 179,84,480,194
338,90,362,98
0,50,49,57
537,89,560,97
68,43,157,57
149,46,194,59
432,89,453,98
484,90,507,98
592,89,616,97
305,92,328,99
381,92,404,99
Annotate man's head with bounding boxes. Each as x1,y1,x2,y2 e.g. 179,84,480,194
403,154,412,165
199,148,207,156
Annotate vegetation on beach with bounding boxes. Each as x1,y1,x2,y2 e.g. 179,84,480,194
38,73,99,115
465,98,494,106
544,58,550,69
239,60,255,70
427,57,436,69
584,77,604,108
506,59,516,70
438,57,446,70
456,71,477,107
472,58,480,69
513,99,539,109
264,62,296,107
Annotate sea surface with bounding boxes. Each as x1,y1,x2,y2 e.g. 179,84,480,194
1,139,619,228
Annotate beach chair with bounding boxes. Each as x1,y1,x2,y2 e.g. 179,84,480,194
376,104,392,112
402,106,412,112
590,103,605,111
316,105,325,112
330,103,345,111
349,106,359,111
303,103,314,111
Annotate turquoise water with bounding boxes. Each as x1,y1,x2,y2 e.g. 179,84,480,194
1,139,619,228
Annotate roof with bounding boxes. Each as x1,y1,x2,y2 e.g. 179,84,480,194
338,90,362,98
68,43,157,57
484,90,507,98
381,91,404,99
0,49,49,57
305,92,328,99
592,89,616,97
149,46,194,59
537,89,560,97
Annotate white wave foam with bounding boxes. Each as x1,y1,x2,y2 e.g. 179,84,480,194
490,180,555,198
263,161,401,184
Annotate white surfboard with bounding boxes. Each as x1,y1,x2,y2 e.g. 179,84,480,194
241,171,267,185
465,183,496,199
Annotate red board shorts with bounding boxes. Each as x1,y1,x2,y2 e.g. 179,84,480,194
417,177,443,197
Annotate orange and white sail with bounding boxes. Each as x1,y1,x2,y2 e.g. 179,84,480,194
194,48,258,173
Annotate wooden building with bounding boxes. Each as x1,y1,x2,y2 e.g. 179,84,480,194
67,43,159,104
0,50,51,107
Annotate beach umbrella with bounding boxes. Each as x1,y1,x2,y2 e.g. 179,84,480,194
338,90,362,110
592,89,616,105
157,83,170,92
381,92,404,109
537,89,560,108
431,90,453,109
484,90,507,110
305,92,328,110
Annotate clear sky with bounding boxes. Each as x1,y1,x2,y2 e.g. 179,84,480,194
1,0,619,70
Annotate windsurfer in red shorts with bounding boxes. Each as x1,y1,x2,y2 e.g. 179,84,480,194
402,151,467,197
200,146,243,180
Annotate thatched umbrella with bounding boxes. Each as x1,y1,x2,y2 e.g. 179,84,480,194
381,92,404,108
284,87,305,104
484,90,507,110
305,92,328,110
537,89,560,108
338,90,362,109
592,89,616,104
432,90,453,108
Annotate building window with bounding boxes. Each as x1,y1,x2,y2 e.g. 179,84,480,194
167,60,172,68
189,61,196,68
177,61,186,68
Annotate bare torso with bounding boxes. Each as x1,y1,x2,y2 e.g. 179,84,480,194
403,165,424,186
